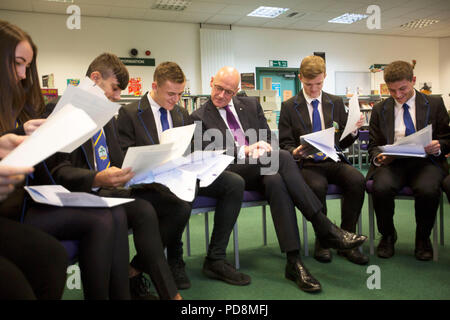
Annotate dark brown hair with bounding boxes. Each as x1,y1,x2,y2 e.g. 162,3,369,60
0,20,44,133
85,53,129,90
153,61,185,86
384,60,414,83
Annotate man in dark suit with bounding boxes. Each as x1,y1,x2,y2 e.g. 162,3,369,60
117,62,250,287
47,53,186,300
191,66,367,293
279,55,368,265
367,60,449,261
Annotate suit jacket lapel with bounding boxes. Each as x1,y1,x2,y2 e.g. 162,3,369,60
205,100,233,140
170,106,184,128
321,93,333,129
140,93,160,144
233,97,250,132
382,98,395,144
295,92,313,133
415,90,428,131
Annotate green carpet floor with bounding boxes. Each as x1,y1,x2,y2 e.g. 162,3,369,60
62,169,450,300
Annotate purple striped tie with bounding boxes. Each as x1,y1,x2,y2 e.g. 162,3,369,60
224,105,248,146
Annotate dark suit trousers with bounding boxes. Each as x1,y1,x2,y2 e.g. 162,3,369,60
196,171,245,260
300,159,365,233
371,158,446,239
228,150,323,253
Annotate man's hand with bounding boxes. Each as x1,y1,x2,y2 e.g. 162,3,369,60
23,119,46,135
92,166,135,188
355,113,365,130
292,144,314,159
244,141,272,159
375,154,395,166
424,140,440,155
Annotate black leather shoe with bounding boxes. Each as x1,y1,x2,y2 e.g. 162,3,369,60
203,258,251,286
318,224,367,250
337,248,369,265
169,259,191,290
314,239,332,263
285,258,321,293
415,237,433,261
129,273,159,300
377,232,397,259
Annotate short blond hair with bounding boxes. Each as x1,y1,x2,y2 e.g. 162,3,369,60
299,56,326,79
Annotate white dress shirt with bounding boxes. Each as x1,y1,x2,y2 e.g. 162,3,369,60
147,93,173,140
393,91,416,143
303,89,325,130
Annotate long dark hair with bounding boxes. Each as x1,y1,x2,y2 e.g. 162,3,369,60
0,20,44,133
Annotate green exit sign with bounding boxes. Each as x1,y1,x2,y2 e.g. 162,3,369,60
270,60,288,67
119,57,155,66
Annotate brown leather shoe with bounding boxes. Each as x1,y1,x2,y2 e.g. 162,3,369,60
285,258,321,293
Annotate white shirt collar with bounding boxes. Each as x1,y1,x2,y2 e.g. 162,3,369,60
394,91,416,109
303,88,322,105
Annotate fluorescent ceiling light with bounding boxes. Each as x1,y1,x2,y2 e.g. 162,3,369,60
401,18,440,29
152,0,191,11
247,6,289,18
328,13,368,24
45,0,74,3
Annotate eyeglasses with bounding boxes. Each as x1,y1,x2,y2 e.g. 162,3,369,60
213,84,235,96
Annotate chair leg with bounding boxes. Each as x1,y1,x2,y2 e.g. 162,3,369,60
262,205,267,246
358,214,363,253
204,212,210,252
185,220,191,257
233,223,240,270
368,194,375,255
440,192,444,246
433,217,438,262
302,215,308,257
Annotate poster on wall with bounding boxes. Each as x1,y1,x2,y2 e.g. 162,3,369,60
67,79,80,87
41,88,58,104
241,73,255,89
42,74,55,88
128,77,143,96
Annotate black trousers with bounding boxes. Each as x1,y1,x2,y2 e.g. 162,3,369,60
301,159,365,233
228,150,323,253
24,204,130,300
371,158,446,239
0,217,67,300
196,170,245,260
101,186,190,300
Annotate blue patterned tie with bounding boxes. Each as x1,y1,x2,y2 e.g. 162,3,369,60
92,129,110,171
403,103,415,136
311,99,326,161
160,107,170,132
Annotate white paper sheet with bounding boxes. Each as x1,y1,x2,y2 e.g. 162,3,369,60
340,94,361,141
300,127,339,162
24,185,134,207
49,77,121,153
154,169,198,202
0,105,97,167
379,125,432,158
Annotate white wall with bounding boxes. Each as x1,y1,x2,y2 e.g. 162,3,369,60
232,26,441,96
439,37,450,109
0,10,201,95
0,10,445,101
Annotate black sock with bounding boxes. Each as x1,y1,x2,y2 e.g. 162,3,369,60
286,250,300,264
